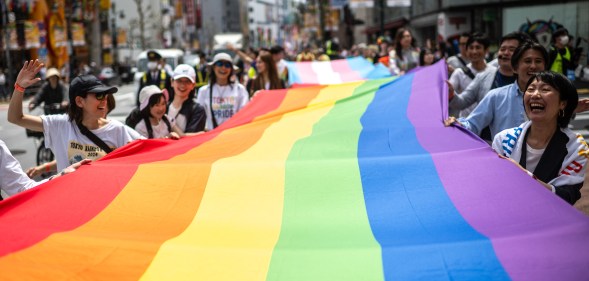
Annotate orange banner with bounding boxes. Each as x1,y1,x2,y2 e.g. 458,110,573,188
117,29,127,47
71,23,86,46
6,24,19,50
24,21,41,49
102,33,112,49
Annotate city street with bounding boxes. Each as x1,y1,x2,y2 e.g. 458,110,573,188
0,82,136,175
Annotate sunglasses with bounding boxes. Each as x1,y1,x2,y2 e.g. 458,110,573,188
92,92,108,101
214,61,233,68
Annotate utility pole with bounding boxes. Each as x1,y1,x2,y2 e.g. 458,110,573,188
90,1,101,65
134,0,147,50
111,2,118,66
318,0,326,43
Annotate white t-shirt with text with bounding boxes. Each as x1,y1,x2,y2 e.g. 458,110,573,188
196,83,249,131
42,114,143,171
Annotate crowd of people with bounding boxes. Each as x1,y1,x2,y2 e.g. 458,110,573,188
1,27,589,216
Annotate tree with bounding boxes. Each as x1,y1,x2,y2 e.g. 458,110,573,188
132,0,147,49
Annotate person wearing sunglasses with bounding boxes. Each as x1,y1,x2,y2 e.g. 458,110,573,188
8,60,142,172
196,53,249,131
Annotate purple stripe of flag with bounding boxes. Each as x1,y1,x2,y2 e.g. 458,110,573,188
407,60,589,280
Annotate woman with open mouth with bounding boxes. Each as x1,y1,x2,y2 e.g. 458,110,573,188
8,60,143,173
196,53,249,131
492,71,588,204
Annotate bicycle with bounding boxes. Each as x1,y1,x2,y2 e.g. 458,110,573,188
25,103,67,170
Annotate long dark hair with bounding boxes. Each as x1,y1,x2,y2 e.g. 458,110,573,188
251,53,283,96
209,60,235,87
394,27,416,61
524,71,577,128
140,93,166,119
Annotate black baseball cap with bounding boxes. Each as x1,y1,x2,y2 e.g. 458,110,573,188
147,50,162,61
69,75,118,101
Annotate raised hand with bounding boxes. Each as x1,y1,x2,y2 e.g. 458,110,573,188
16,60,44,89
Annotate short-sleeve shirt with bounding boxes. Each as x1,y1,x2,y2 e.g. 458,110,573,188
42,114,143,171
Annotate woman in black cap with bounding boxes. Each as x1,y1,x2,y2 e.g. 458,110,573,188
8,60,142,172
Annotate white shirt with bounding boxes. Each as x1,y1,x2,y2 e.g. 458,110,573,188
1,140,44,197
135,117,172,139
167,103,186,132
196,83,249,131
449,63,488,117
525,144,545,173
42,114,143,171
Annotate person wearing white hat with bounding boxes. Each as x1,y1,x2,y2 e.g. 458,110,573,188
134,85,183,139
196,53,249,131
167,64,206,133
28,67,69,114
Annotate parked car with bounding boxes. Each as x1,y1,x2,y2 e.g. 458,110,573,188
98,67,121,86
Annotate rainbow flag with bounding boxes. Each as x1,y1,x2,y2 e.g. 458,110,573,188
286,56,391,85
1,61,588,280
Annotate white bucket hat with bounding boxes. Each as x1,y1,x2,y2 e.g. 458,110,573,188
139,85,168,111
208,53,239,71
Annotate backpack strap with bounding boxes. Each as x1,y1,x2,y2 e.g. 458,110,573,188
461,66,476,79
76,123,113,153
162,115,172,133
143,115,154,139
209,85,219,129
457,56,468,68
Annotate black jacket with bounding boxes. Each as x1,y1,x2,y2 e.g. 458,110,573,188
175,99,206,133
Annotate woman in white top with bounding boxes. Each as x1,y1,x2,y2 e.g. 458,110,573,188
135,85,183,139
389,28,420,76
8,60,142,171
197,53,249,131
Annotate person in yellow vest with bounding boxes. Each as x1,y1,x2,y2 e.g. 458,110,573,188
296,44,315,62
136,50,172,107
549,28,577,79
325,37,343,60
194,51,210,91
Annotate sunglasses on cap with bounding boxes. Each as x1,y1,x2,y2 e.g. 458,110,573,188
91,92,109,101
213,61,233,68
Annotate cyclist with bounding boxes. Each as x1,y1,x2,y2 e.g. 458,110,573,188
28,67,68,114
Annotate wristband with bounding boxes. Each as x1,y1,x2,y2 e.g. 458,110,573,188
14,83,26,93
45,163,51,173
